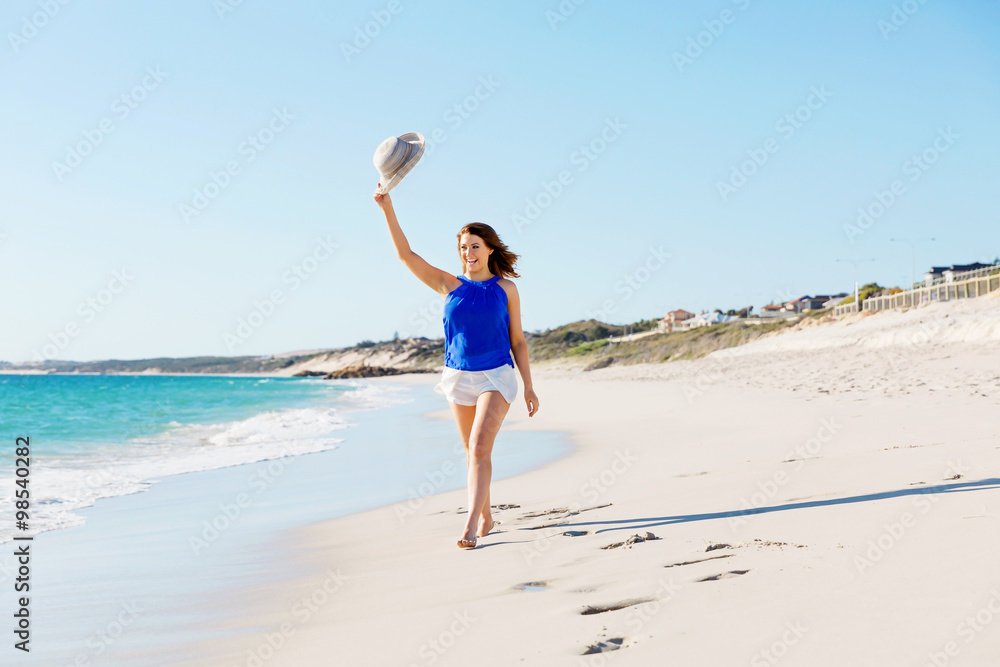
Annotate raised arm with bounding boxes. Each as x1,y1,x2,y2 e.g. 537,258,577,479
374,186,455,296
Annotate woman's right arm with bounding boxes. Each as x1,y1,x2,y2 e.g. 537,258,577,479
374,187,454,296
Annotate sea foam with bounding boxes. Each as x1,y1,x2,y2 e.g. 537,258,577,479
0,380,411,544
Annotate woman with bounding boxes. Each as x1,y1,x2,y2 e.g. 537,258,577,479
374,186,539,550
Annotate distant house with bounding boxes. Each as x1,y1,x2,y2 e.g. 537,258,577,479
657,309,695,332
759,303,785,318
681,311,736,329
799,294,848,311
823,293,850,309
781,295,810,313
924,262,996,285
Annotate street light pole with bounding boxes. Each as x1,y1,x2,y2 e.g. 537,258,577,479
890,237,936,289
836,258,876,312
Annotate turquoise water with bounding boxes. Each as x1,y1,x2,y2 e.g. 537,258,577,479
2,374,349,454
0,374,382,542
0,374,571,665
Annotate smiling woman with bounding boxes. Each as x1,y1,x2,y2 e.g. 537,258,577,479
374,185,539,551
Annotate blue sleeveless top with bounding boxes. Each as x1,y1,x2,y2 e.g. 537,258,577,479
443,274,514,371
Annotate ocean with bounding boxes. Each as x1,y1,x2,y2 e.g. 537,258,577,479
0,373,569,664
0,374,373,544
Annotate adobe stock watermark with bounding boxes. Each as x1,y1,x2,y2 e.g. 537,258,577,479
750,620,808,667
622,577,681,633
223,235,337,351
680,346,742,404
189,453,296,555
853,459,968,576
728,417,842,531
75,601,144,664
31,268,134,361
716,85,833,202
673,0,753,73
68,421,162,501
8,0,71,54
408,293,445,336
878,0,931,40
178,107,294,224
51,66,168,182
581,449,639,505
587,246,671,323
407,610,476,667
873,319,942,394
213,0,253,20
577,577,682,667
521,449,638,566
421,76,501,159
512,117,626,233
340,0,403,62
236,568,348,667
393,457,461,523
0,553,19,587
922,587,1000,667
545,0,586,30
843,127,958,244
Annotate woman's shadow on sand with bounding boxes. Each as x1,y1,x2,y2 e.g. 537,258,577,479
550,477,1000,535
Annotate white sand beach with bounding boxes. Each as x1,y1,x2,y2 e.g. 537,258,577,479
199,295,1000,666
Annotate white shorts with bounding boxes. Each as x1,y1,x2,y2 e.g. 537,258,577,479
434,364,519,406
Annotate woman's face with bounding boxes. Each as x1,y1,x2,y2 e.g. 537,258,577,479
459,233,491,272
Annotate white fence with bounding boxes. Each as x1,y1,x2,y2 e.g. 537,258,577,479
832,301,859,317
924,264,1000,287
831,267,1000,317
831,266,1000,317
863,270,1000,312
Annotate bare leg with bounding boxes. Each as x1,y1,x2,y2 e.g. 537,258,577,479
449,399,498,537
459,391,510,546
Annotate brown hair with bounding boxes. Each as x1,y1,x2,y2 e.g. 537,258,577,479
456,222,521,279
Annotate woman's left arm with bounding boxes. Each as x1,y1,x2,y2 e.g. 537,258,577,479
504,281,539,417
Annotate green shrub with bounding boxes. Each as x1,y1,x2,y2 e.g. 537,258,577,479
567,339,610,356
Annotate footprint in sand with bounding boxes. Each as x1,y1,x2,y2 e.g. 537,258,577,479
526,521,569,531
663,554,735,568
457,503,521,515
581,597,655,615
746,538,805,549
582,637,625,655
512,581,549,592
519,507,570,520
518,503,613,522
601,532,658,550
697,569,750,582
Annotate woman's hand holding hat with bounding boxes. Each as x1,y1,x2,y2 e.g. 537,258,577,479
373,184,392,211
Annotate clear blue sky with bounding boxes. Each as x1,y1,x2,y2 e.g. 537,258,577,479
2,0,998,362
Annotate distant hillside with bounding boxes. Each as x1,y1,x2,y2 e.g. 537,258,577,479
0,315,810,375
551,317,808,371
0,355,309,375
523,318,660,362
0,338,445,376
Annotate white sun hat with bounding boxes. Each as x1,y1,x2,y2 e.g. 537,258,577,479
373,132,425,194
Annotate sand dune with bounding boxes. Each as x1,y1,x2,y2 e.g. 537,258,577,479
730,292,1000,353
